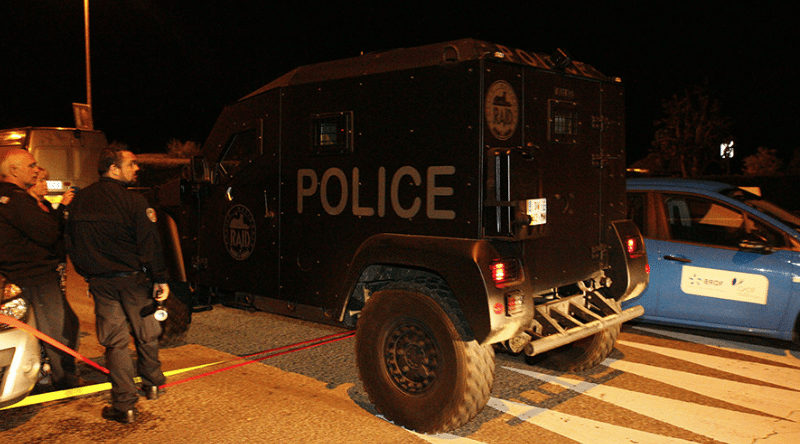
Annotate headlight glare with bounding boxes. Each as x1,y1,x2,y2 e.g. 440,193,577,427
3,281,22,300
1,297,29,321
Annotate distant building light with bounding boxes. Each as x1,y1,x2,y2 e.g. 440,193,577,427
1,131,25,146
720,141,735,159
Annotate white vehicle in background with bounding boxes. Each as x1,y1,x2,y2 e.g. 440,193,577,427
0,127,106,204
0,274,41,409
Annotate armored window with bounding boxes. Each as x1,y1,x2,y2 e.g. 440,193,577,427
215,129,260,182
548,100,579,143
553,111,577,134
311,112,353,155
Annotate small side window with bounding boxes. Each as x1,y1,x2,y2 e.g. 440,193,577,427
215,129,260,182
548,100,579,143
311,112,353,155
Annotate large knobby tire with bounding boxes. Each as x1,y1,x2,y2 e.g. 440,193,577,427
355,278,495,434
528,299,622,372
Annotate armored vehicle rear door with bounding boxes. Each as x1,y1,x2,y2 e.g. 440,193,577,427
484,62,625,291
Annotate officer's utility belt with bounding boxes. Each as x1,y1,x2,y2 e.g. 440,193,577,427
93,270,141,279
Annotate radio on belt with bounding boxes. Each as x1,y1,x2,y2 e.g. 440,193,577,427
140,39,649,434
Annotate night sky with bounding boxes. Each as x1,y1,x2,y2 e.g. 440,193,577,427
3,1,799,167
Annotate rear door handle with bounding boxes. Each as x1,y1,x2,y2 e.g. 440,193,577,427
664,255,692,263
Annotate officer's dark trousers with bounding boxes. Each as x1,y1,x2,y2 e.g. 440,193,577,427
89,274,165,411
24,275,80,386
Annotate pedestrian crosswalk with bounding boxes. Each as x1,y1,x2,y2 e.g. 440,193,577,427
411,326,800,444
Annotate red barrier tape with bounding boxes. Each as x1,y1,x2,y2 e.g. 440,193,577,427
164,330,356,389
0,313,110,375
2,310,354,393
240,330,355,359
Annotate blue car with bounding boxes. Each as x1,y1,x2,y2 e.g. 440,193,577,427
623,178,800,343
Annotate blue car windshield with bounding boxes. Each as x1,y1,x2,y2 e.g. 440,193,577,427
722,187,800,231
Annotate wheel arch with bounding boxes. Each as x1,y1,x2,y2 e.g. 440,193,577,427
339,234,500,343
604,219,649,302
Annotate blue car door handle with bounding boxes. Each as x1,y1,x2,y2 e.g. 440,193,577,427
664,255,692,263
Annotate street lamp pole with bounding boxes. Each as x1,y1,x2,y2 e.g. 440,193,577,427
84,0,92,108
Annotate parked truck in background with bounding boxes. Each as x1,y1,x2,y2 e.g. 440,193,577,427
0,127,106,204
144,39,649,433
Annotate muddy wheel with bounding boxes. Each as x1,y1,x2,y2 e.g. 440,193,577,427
158,281,192,348
528,299,621,372
355,278,495,434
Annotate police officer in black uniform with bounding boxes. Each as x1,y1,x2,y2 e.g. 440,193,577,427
67,147,170,424
0,148,81,390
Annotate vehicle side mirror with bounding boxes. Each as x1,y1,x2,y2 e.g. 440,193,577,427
738,238,773,254
190,156,211,184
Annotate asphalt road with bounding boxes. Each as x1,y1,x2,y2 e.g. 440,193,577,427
2,265,800,443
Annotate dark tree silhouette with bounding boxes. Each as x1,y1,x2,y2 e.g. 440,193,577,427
651,84,732,178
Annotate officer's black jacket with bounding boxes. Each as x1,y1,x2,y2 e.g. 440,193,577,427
66,177,169,282
0,182,61,286
39,198,69,263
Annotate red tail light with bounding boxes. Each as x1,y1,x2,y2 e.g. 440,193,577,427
625,236,645,259
490,259,521,287
626,237,638,254
491,262,507,282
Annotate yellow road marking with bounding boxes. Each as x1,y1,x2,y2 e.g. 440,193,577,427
1,361,223,410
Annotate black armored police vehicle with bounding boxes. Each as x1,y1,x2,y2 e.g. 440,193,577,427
150,39,648,433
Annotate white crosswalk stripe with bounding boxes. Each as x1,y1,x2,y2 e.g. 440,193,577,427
413,329,800,443
617,339,800,390
500,363,789,444
411,432,487,444
486,397,699,444
629,326,800,366
608,358,800,418
555,373,792,444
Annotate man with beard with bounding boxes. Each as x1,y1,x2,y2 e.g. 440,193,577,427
67,147,170,424
0,148,81,391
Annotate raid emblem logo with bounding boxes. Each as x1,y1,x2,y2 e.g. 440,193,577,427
485,80,519,140
223,204,256,260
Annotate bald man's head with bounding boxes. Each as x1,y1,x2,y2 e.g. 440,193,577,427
0,148,40,189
